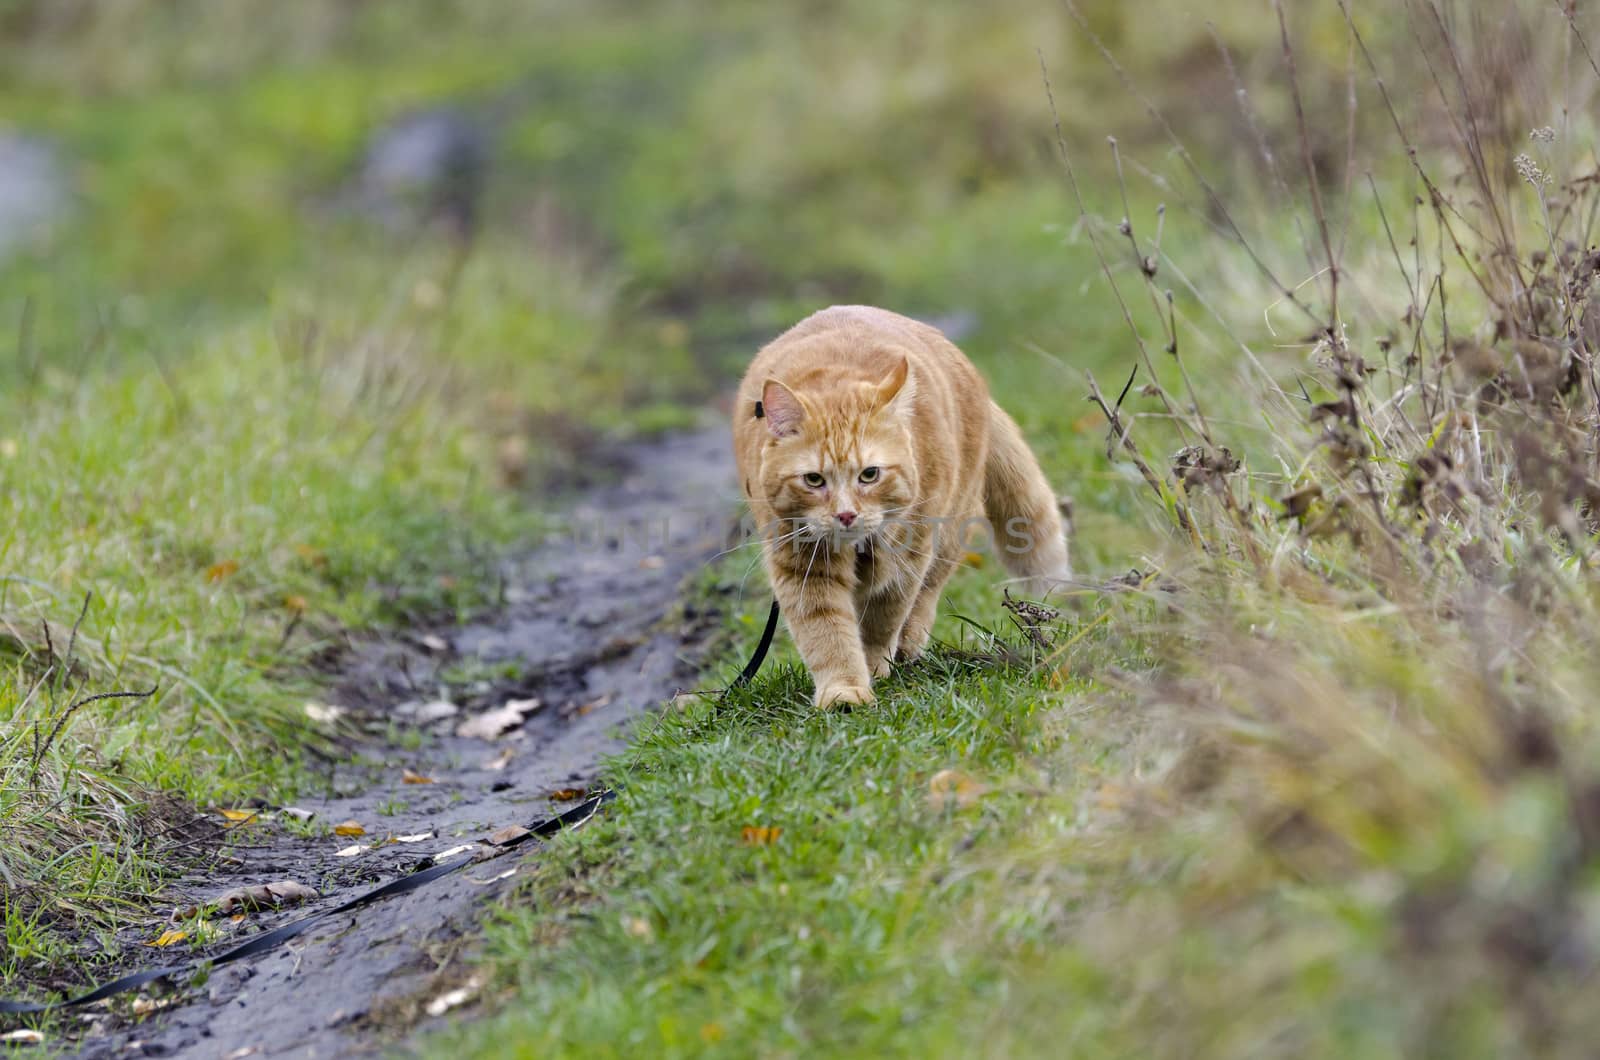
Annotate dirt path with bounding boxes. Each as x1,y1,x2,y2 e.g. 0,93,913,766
76,425,734,1059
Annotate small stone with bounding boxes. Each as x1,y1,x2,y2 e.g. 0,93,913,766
356,109,487,236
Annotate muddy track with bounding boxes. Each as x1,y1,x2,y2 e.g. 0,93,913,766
75,425,734,1059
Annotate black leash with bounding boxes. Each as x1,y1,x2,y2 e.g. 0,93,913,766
0,791,612,1017
733,600,780,688
728,397,780,691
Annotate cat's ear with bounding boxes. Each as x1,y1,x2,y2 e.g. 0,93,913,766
762,378,806,438
872,354,914,415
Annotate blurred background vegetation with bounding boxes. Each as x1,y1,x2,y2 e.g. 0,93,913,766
0,0,1377,359
0,0,1400,555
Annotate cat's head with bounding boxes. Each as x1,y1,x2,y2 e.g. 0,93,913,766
757,356,918,543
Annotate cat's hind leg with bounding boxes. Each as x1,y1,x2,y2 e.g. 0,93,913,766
894,531,964,664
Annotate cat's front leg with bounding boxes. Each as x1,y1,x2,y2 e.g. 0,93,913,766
772,565,874,709
861,597,911,678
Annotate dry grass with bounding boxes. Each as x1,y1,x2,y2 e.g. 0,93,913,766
965,1,1600,1053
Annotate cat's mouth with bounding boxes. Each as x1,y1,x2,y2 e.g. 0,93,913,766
780,516,891,550
814,519,882,550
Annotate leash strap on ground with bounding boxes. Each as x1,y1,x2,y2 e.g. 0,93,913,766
0,791,613,1017
733,600,780,688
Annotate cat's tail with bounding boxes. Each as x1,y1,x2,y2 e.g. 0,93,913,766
982,401,1071,598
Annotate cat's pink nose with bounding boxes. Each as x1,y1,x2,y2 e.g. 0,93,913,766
835,510,857,528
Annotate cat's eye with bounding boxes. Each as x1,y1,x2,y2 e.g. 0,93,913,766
803,472,826,488
858,466,881,483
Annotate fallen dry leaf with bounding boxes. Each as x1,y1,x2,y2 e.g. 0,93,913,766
482,747,514,771
304,701,346,725
217,808,259,824
401,768,436,785
283,594,308,614
205,559,240,583
212,880,317,915
488,824,531,847
638,555,665,570
622,915,653,939
455,697,541,740
131,997,176,1016
418,633,449,653
266,880,317,902
412,700,459,722
468,867,518,885
1,1029,43,1045
927,768,988,810
562,692,613,719
741,825,782,846
334,844,364,858
281,806,315,822
547,787,585,802
394,832,434,843
333,820,366,837
424,974,484,1018
434,844,477,864
148,929,188,948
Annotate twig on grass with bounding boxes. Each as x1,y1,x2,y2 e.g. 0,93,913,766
1086,371,1195,538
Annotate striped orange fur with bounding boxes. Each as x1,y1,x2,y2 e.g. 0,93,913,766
733,306,1069,708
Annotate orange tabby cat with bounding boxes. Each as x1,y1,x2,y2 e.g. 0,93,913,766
733,305,1069,708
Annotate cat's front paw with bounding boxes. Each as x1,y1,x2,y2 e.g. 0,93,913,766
894,629,930,663
814,680,875,710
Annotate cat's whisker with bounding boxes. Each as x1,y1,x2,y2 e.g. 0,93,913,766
709,536,769,562
711,525,810,564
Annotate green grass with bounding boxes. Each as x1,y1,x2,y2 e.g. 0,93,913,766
448,574,1133,1057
